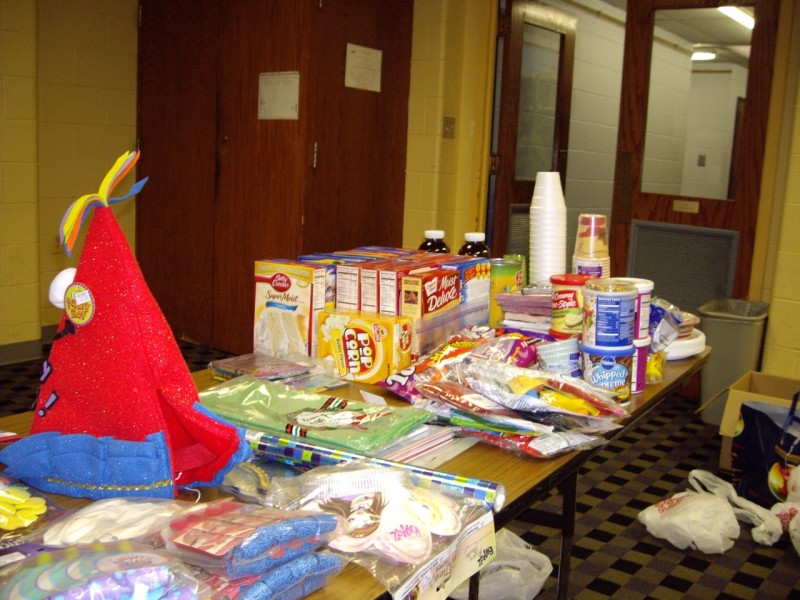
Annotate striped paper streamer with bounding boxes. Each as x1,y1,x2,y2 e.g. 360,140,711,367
245,430,506,512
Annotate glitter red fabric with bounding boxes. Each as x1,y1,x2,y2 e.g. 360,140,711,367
32,207,242,492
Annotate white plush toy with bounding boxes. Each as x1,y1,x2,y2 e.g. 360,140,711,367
48,267,76,309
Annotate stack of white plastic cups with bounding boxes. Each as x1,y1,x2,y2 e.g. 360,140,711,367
529,172,567,286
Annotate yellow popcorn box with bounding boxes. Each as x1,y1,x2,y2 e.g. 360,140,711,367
318,310,413,383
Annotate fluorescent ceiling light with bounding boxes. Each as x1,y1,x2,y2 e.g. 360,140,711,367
691,51,717,61
718,6,755,30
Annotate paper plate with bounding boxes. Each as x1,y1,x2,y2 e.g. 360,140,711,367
665,328,706,360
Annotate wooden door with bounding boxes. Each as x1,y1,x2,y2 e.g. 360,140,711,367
212,2,311,354
136,0,220,348
304,0,412,254
487,0,575,256
611,0,779,297
137,1,413,355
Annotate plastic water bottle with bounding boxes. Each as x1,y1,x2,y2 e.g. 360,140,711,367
458,232,491,257
418,230,451,253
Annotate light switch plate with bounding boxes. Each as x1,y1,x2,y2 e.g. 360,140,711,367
443,116,456,139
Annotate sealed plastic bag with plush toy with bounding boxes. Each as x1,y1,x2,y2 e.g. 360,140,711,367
159,500,341,579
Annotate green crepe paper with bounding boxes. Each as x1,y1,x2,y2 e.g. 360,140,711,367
199,377,432,455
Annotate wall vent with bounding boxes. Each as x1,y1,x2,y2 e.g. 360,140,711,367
627,220,739,315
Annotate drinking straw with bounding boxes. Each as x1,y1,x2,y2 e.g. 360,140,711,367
244,430,506,512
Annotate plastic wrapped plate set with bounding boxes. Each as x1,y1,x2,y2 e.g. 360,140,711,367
0,499,347,600
265,462,496,599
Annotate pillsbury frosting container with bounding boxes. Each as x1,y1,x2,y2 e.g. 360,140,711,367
631,335,651,395
580,342,634,402
582,278,637,347
615,277,654,340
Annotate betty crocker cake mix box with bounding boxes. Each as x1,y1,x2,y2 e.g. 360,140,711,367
254,260,327,357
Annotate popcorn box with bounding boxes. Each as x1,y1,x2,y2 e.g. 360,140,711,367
401,269,461,320
318,310,413,383
254,260,327,357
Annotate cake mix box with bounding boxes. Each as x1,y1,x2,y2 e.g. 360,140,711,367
327,252,388,312
254,260,327,357
357,255,435,315
439,255,492,309
317,310,413,383
297,254,342,308
371,254,450,316
400,268,462,320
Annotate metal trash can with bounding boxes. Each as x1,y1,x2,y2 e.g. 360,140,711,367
697,299,769,425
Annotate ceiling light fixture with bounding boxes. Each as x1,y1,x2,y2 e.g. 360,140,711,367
718,6,755,30
691,51,717,61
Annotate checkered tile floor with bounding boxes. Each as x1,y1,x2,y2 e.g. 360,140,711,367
0,341,231,418
510,393,800,599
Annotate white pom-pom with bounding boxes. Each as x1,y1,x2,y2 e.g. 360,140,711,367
49,268,77,309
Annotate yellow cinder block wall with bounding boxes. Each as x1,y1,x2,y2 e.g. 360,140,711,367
761,0,800,377
3,0,800,376
402,0,496,252
0,0,138,363
37,0,138,329
0,0,39,354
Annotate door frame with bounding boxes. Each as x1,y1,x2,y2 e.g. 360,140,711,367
610,0,780,297
486,0,576,256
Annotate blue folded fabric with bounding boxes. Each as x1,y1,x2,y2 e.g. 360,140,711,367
238,551,345,600
226,512,340,579
0,432,175,499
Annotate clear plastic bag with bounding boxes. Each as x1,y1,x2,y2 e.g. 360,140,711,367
266,462,496,600
0,541,209,600
199,550,346,600
160,500,341,579
449,528,552,600
41,497,199,546
0,475,65,541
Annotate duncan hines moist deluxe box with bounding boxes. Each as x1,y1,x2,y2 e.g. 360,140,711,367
254,260,326,357
317,310,413,383
400,268,462,319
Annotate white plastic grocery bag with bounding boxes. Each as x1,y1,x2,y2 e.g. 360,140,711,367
638,490,739,553
450,528,552,600
688,469,782,546
790,512,800,557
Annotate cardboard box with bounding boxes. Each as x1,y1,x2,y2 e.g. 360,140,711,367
254,260,327,357
317,310,413,383
718,371,800,470
401,269,461,319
